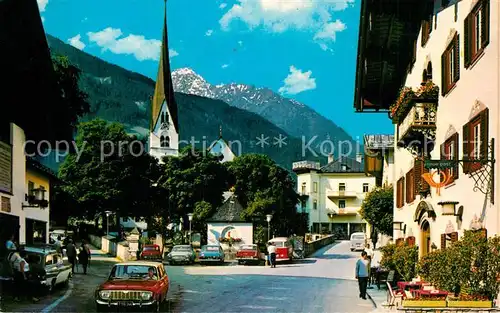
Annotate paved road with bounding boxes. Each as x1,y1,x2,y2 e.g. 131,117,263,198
2,241,374,313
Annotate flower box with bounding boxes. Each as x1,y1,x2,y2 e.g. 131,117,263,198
447,300,492,308
402,300,447,308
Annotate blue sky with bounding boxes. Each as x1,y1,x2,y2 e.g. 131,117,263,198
38,0,392,141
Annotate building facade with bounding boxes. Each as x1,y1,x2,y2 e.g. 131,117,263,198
148,3,179,161
354,0,499,257
293,155,375,239
364,135,395,188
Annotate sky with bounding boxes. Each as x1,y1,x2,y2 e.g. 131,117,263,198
37,0,393,141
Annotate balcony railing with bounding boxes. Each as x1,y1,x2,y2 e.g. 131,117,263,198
326,190,358,198
397,101,437,144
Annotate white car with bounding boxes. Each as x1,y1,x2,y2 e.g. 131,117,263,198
350,232,366,251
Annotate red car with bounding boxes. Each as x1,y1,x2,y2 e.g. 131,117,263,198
95,261,169,312
140,244,162,261
236,244,260,265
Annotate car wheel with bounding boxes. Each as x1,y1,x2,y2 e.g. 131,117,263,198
350,249,354,252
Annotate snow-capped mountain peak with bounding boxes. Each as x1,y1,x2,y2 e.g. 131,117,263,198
172,68,213,97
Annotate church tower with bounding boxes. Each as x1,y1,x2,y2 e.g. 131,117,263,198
149,0,179,161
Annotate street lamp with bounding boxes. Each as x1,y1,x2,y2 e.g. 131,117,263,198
105,211,112,236
266,214,273,242
187,213,193,244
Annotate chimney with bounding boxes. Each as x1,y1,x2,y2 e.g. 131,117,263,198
356,153,363,163
328,153,334,163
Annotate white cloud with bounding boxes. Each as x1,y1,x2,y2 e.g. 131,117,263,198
219,0,352,50
219,3,227,9
278,66,316,95
169,49,179,57
221,64,229,69
206,29,214,36
68,34,86,50
37,0,48,12
87,27,164,61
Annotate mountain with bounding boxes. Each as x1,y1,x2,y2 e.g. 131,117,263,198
172,68,359,153
45,35,325,169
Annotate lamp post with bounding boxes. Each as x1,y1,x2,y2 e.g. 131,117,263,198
266,214,273,242
105,211,112,236
187,213,193,244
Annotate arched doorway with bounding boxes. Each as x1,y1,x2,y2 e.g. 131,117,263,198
420,220,431,257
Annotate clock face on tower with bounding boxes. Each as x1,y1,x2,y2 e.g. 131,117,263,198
160,122,169,130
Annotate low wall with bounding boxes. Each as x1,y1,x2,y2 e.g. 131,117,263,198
102,236,117,254
89,234,102,249
116,241,130,261
304,235,336,257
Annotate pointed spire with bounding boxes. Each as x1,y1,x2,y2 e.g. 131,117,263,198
150,0,179,133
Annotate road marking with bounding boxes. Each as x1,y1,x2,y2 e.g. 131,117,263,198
41,281,74,313
239,305,277,309
256,296,289,301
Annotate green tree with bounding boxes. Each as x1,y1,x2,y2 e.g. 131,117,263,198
226,154,306,237
359,186,393,236
58,119,160,224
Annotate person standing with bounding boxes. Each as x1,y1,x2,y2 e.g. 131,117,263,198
267,242,277,268
9,248,39,302
6,235,16,251
78,240,90,274
54,236,62,254
355,251,370,300
66,239,77,274
364,243,374,285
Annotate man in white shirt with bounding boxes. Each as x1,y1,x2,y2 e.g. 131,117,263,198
364,244,374,286
267,243,277,268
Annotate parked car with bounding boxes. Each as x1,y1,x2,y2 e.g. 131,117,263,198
165,245,196,265
236,244,260,265
95,261,169,312
198,245,224,265
268,237,294,262
350,232,366,251
23,244,72,293
140,244,162,261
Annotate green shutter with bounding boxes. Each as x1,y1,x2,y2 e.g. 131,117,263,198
453,133,459,179
441,52,446,96
463,123,470,174
480,108,489,160
454,34,460,82
481,0,490,48
464,15,471,68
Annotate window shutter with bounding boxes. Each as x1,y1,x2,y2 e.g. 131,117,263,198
414,158,422,196
396,179,401,208
441,234,446,249
481,0,490,48
441,53,446,96
454,34,460,82
405,172,410,203
480,108,489,161
463,123,470,174
453,133,459,179
450,232,458,242
464,15,471,68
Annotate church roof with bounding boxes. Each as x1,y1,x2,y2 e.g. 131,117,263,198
150,2,179,133
207,192,245,223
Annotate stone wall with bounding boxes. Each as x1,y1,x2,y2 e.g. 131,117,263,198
304,234,336,256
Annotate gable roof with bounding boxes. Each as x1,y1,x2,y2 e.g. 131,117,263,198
320,156,364,173
207,192,245,223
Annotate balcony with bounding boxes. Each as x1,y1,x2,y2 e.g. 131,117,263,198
292,161,320,174
327,190,358,199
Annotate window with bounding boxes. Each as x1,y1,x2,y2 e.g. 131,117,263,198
463,108,489,173
464,0,490,68
301,182,306,195
160,113,164,123
313,200,317,210
45,254,53,265
405,169,415,203
421,15,433,46
363,183,369,193
338,200,346,209
454,3,458,21
441,33,460,95
441,133,459,184
396,177,405,208
313,182,318,193
339,183,346,191
301,200,306,209
160,135,170,148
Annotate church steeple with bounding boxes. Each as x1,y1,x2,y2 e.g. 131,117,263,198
150,0,179,133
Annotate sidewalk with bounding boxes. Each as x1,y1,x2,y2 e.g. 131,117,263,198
367,249,391,312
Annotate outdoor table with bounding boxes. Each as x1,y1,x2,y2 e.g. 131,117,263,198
413,289,448,298
397,281,423,291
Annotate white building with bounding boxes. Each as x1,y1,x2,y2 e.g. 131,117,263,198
354,0,498,257
292,154,376,239
207,127,236,163
148,7,179,161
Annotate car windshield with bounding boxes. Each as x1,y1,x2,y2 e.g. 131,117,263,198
352,235,365,240
110,265,158,280
25,252,43,265
172,246,191,252
271,242,284,247
144,246,159,251
202,246,219,251
240,245,256,250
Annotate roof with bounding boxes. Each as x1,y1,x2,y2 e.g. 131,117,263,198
114,261,164,267
207,193,246,223
364,135,394,150
150,2,179,133
320,156,364,173
26,157,60,181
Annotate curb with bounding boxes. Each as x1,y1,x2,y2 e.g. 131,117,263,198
367,292,377,309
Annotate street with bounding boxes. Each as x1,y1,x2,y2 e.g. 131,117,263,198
2,241,375,313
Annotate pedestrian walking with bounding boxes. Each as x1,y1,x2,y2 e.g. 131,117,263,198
267,242,277,268
66,239,77,274
9,248,39,302
364,243,374,285
78,240,91,274
355,251,370,300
